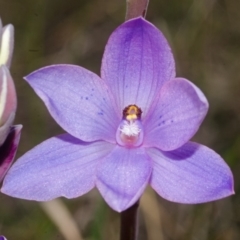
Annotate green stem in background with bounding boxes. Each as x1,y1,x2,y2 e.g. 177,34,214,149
120,201,139,240
125,0,149,20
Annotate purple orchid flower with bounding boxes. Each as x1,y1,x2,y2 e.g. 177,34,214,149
1,17,233,212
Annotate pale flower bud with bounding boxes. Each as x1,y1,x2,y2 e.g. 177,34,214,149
0,65,17,145
0,18,14,68
0,18,21,182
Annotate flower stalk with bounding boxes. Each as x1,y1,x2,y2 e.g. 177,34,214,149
125,0,149,20
122,1,149,238
120,201,139,240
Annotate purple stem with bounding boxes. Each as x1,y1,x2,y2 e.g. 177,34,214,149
120,201,139,240
125,0,149,20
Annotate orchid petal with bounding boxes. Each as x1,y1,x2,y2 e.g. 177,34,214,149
0,125,22,181
143,78,208,150
96,146,152,212
2,134,114,201
101,17,175,116
0,24,14,67
147,142,234,203
25,65,120,143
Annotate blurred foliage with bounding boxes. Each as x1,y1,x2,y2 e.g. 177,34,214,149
0,0,240,239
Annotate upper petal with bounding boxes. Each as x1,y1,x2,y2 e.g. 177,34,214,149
25,65,120,143
96,145,152,212
143,78,208,150
147,142,234,203
1,134,114,201
101,17,175,116
0,125,22,181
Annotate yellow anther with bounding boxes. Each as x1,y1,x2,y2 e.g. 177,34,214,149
123,104,142,120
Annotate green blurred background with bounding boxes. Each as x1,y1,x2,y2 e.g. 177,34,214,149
0,0,240,239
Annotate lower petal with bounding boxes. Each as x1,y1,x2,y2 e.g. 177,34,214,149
1,134,114,201
147,142,234,203
96,146,152,212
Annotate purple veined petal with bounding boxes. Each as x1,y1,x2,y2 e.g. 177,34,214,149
96,145,152,212
101,17,175,117
25,65,120,143
147,142,234,203
143,78,209,151
0,24,14,68
0,66,17,126
1,134,115,201
0,124,22,181
0,236,7,240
